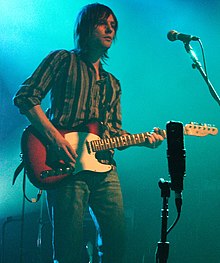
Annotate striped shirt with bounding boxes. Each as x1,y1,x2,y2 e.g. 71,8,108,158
14,49,127,138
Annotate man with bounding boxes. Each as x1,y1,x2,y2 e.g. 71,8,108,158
14,3,164,263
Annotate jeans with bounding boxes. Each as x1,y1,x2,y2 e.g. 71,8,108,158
46,168,126,263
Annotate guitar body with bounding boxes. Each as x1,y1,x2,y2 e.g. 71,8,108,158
21,126,112,189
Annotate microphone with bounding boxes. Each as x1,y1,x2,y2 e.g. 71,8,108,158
166,121,186,212
167,30,199,43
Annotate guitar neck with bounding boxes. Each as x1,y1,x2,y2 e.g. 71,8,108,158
89,132,153,152
87,121,218,152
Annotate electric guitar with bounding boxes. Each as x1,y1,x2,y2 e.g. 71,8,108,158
21,122,218,189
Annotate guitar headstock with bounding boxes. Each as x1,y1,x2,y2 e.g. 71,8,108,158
184,122,218,137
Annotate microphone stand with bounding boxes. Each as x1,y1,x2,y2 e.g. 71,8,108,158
155,121,184,263
36,192,44,263
184,42,220,106
19,192,26,263
155,179,171,263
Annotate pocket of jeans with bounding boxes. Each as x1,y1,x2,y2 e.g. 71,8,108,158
103,168,119,183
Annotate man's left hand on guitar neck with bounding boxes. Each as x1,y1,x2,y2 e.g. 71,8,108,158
141,127,166,149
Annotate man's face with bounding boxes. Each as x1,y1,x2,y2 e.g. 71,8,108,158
88,14,116,51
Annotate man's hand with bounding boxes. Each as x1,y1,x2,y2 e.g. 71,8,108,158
145,127,166,149
25,105,78,167
50,132,78,167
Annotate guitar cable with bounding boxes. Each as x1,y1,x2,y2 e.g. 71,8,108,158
22,168,43,203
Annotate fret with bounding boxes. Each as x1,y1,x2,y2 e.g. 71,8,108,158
95,140,101,151
91,140,96,152
119,136,124,147
137,134,141,143
120,135,129,146
123,135,129,146
129,134,135,145
98,139,105,151
116,136,121,148
144,132,152,143
140,132,147,143
125,135,131,145
128,134,134,145
110,137,117,148
103,138,111,150
91,140,100,151
131,134,139,144
109,138,115,149
119,136,126,147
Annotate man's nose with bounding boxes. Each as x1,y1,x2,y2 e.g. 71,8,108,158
105,24,113,33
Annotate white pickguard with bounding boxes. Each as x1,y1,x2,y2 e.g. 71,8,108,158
64,132,112,174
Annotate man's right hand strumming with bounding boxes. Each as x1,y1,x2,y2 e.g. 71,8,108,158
49,131,78,167
25,105,78,167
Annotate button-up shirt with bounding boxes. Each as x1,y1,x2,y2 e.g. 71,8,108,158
14,49,127,138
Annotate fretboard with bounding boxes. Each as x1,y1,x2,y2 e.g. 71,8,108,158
88,132,153,152
86,122,218,153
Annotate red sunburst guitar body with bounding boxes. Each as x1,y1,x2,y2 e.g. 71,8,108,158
21,122,218,189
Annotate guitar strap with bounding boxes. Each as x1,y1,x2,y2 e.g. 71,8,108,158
12,154,43,203
12,156,25,185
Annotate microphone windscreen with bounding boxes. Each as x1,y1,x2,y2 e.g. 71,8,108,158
167,30,177,41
